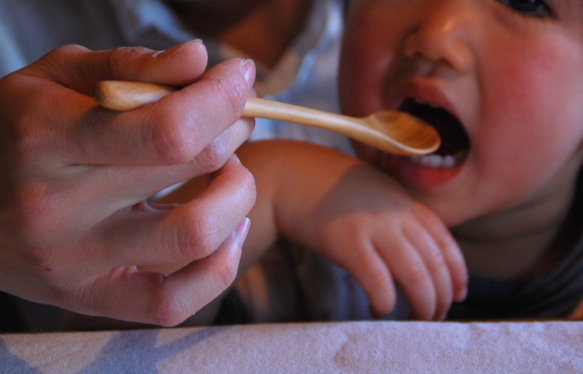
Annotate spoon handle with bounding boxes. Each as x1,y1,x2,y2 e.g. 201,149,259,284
93,80,436,155
243,97,368,135
93,81,174,111
94,80,359,130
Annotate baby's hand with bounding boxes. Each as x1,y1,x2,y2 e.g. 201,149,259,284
270,142,467,321
313,190,467,321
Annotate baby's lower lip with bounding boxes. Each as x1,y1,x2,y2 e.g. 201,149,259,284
384,153,465,189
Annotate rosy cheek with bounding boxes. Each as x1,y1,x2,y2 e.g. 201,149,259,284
478,42,583,187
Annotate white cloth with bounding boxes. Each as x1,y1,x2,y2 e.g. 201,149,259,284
2,322,582,373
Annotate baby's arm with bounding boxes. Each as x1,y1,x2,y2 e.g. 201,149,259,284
237,140,467,321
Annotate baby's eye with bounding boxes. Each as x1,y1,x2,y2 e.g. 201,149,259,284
497,0,553,17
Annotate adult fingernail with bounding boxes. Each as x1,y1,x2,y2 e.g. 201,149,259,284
230,154,242,165
233,217,251,247
240,59,256,89
155,40,204,58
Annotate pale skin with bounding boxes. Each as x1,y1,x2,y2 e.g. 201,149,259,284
0,41,257,326
232,0,583,320
0,0,318,327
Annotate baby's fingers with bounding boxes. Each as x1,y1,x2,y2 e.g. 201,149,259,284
348,243,398,318
349,239,439,321
440,234,468,303
384,240,440,321
402,227,452,320
414,203,468,304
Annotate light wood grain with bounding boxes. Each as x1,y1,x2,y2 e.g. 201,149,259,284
94,80,440,155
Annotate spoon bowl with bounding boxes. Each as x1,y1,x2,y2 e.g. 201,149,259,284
94,81,440,155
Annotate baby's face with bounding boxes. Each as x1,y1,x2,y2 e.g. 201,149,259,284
340,0,583,226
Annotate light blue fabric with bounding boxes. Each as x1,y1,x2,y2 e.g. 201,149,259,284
0,1,124,76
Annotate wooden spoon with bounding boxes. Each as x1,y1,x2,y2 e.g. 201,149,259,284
93,80,440,155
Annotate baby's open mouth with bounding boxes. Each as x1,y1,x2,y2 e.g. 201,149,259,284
398,98,470,168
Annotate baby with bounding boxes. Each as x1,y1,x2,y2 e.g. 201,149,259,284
223,0,583,322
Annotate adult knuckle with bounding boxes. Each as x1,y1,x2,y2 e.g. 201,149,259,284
13,181,56,239
43,44,85,62
13,237,62,281
149,110,201,164
149,292,189,327
193,143,226,173
172,209,218,261
0,84,44,150
206,72,246,121
106,46,151,78
12,119,46,161
212,254,239,288
238,166,257,198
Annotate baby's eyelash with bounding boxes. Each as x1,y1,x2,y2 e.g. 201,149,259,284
496,0,555,18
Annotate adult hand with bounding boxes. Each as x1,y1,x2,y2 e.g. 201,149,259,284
0,41,256,326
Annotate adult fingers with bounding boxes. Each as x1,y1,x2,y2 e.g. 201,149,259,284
74,218,249,326
65,112,256,217
30,41,210,92
94,156,256,268
64,57,255,165
10,42,256,166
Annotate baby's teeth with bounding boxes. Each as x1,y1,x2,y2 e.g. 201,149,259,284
443,155,456,168
410,154,457,169
425,155,442,168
